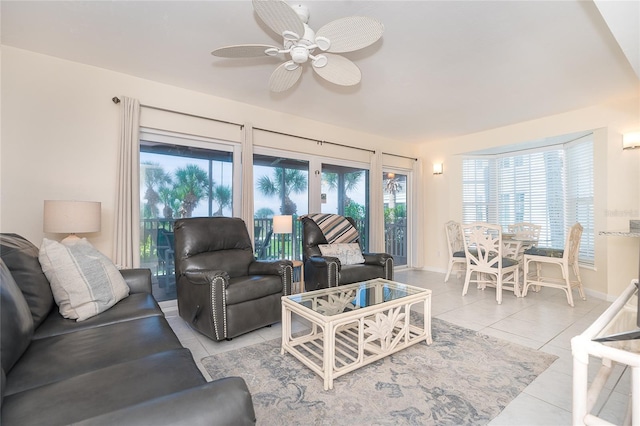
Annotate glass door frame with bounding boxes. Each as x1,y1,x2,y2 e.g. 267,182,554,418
383,166,413,269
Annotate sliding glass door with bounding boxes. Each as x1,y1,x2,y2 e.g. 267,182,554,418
139,133,236,302
383,170,408,266
253,153,309,261
321,163,369,250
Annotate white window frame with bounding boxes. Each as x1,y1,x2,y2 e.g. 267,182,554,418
462,134,594,265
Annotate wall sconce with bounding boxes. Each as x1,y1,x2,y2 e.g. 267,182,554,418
623,132,640,149
433,163,443,175
272,215,293,259
43,200,101,242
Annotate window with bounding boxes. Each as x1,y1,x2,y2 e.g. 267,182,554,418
383,171,408,266
321,163,369,250
253,153,309,261
139,134,236,302
462,134,594,264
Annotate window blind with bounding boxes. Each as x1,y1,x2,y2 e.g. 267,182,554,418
462,134,594,265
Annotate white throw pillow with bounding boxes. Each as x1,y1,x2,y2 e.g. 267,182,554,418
39,238,129,321
318,243,366,265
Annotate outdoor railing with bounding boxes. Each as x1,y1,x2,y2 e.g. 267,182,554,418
140,216,406,266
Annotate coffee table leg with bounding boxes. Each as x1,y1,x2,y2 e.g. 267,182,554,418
424,296,433,344
281,303,289,355
324,321,333,390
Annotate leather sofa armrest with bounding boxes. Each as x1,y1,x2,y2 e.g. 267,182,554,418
120,268,152,294
304,255,341,291
74,377,256,426
362,252,393,267
184,270,229,286
308,255,341,268
248,259,293,276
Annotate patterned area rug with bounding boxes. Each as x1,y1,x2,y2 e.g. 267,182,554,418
202,317,556,425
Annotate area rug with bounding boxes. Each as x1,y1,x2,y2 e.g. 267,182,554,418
202,317,557,425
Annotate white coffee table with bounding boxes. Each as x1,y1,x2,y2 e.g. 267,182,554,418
281,278,432,390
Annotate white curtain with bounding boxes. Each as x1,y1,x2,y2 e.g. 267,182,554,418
369,151,385,252
241,123,255,241
112,97,141,268
411,158,425,268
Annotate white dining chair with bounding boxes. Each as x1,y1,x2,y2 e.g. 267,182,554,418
444,220,466,282
522,222,585,307
508,222,541,243
461,222,520,304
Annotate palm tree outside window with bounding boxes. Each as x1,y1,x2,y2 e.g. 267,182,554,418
254,154,309,261
139,140,234,302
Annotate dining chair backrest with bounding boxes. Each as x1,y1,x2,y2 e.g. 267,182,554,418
462,222,504,271
565,223,583,266
445,220,464,255
508,222,541,243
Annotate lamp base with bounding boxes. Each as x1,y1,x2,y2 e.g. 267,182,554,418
61,234,82,244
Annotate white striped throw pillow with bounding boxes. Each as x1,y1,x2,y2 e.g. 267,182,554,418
39,238,130,321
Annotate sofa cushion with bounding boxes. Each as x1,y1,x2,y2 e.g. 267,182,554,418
33,293,163,340
1,348,206,426
319,243,365,265
5,316,183,396
39,238,130,321
0,234,55,328
339,263,386,285
0,259,34,374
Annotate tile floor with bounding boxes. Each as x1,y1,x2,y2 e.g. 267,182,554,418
160,269,632,425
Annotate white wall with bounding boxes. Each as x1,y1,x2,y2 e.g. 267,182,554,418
1,47,417,256
3,46,638,299
419,95,640,299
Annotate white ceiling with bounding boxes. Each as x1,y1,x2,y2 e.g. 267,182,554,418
2,1,638,144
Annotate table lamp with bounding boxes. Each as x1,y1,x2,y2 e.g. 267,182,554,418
43,200,101,243
272,215,292,259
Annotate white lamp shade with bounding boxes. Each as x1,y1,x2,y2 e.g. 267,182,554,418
433,163,444,174
43,200,101,234
623,132,640,149
272,215,293,234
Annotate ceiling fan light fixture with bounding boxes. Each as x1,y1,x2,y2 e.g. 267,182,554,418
311,55,328,68
212,0,384,92
283,60,299,71
290,46,309,63
315,36,331,51
282,30,300,41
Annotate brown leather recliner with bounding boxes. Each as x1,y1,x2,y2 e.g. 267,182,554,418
173,217,293,341
301,215,394,292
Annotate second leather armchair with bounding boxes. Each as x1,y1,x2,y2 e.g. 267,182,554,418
301,214,394,291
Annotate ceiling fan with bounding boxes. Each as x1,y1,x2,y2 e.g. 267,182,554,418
211,0,384,92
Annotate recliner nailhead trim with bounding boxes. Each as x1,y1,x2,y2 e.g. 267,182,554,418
210,275,227,340
328,260,339,287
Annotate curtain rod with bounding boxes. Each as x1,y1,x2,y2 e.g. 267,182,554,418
253,126,375,154
112,97,243,129
113,97,417,161
254,127,417,161
383,152,418,161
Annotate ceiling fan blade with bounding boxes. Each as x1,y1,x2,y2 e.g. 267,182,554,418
312,53,361,86
252,0,304,39
316,17,384,53
269,62,302,92
211,44,278,58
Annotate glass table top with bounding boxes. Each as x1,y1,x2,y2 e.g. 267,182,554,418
285,278,429,317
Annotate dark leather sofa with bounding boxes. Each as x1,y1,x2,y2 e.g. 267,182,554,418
0,233,256,425
301,216,394,291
